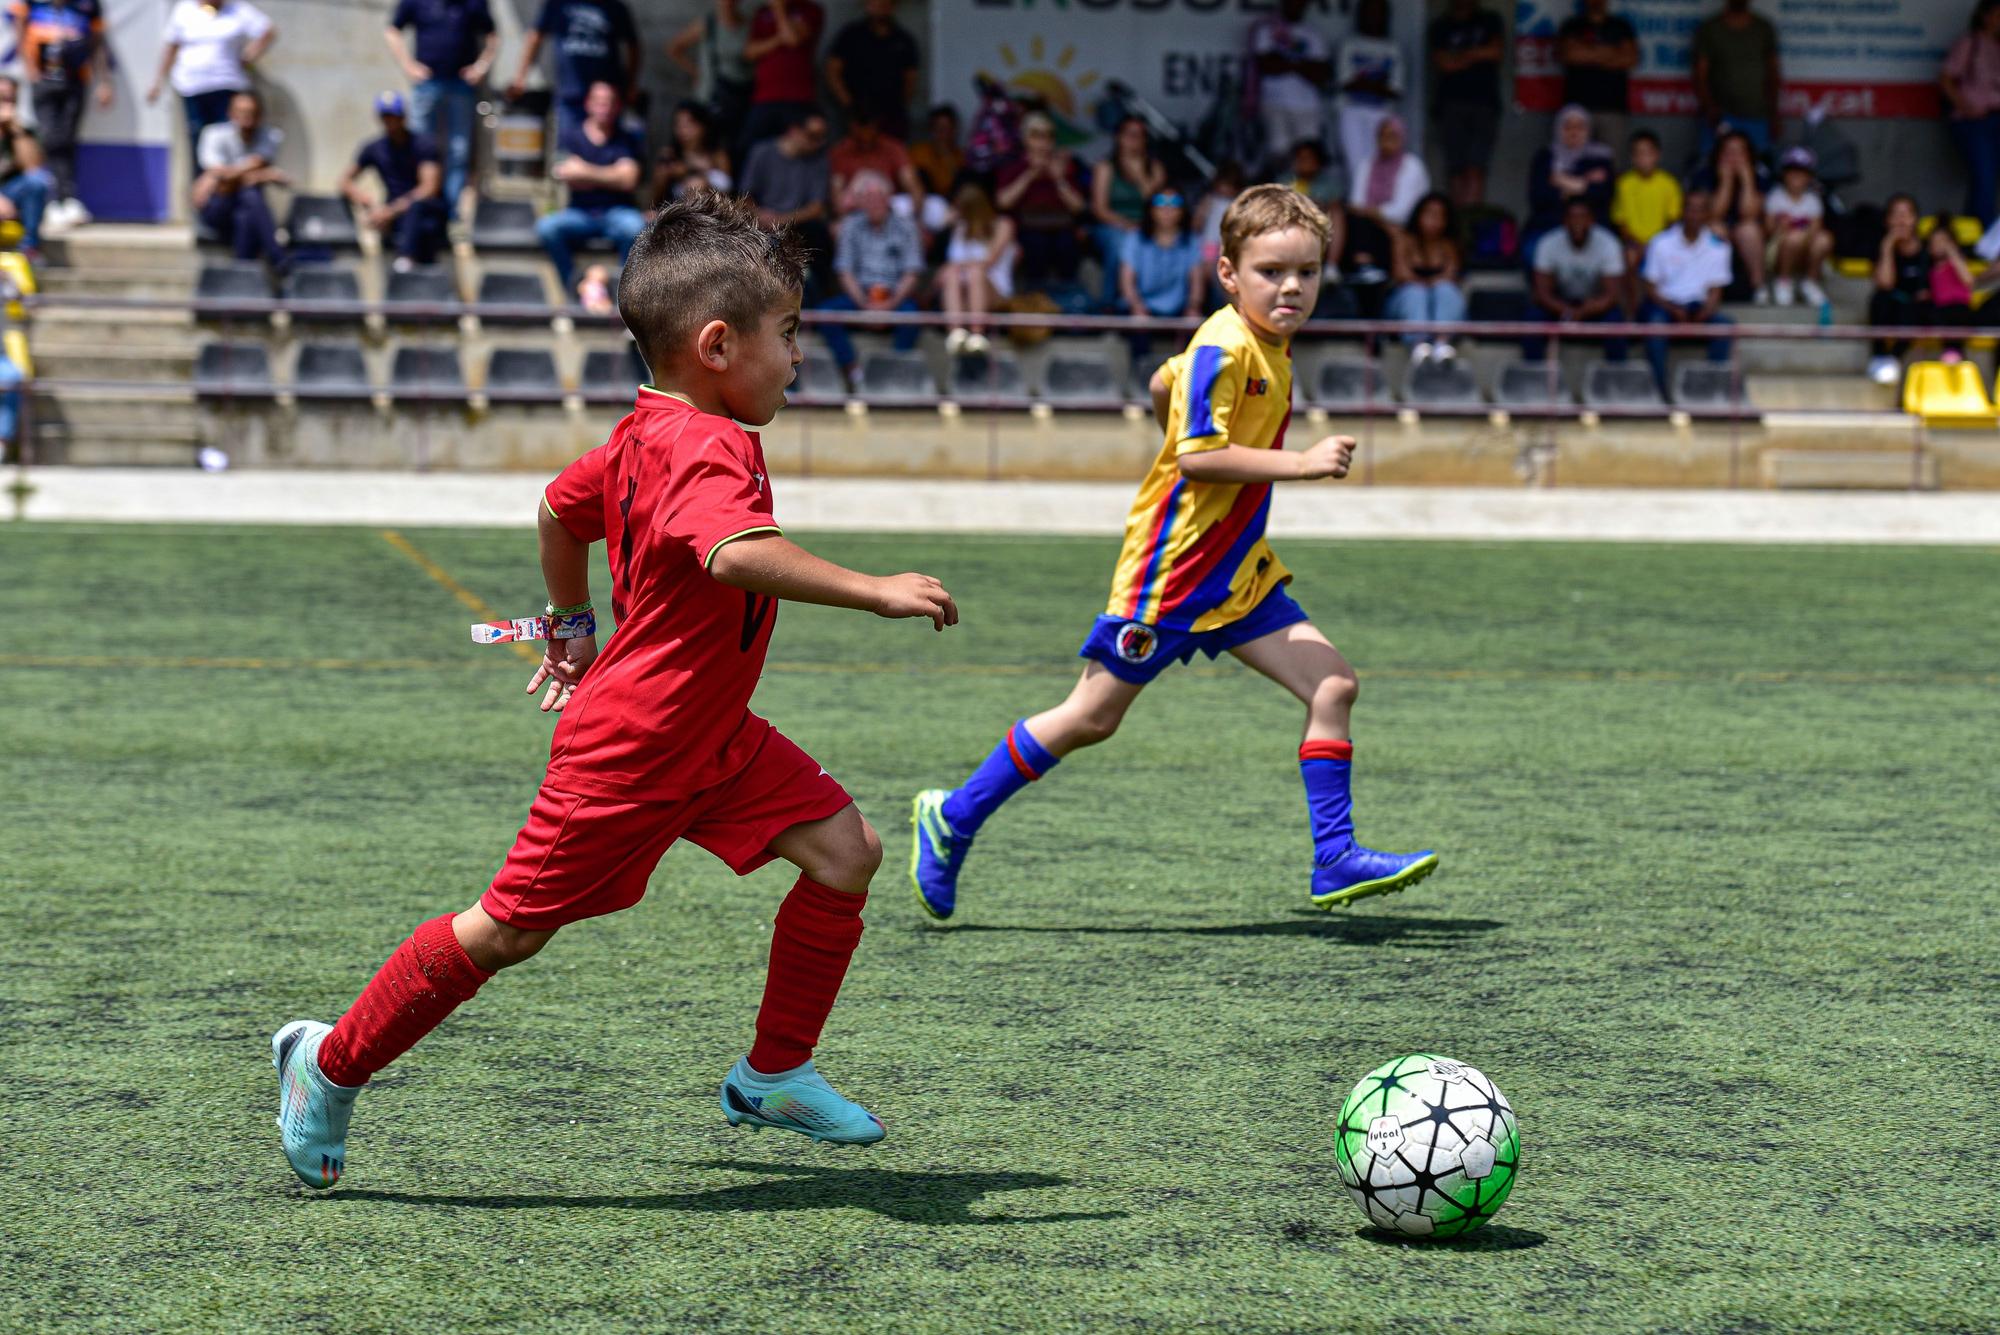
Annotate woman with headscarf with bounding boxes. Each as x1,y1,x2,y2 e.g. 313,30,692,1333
1337,113,1428,317
1526,104,1616,238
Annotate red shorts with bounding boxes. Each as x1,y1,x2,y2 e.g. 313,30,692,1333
481,726,851,930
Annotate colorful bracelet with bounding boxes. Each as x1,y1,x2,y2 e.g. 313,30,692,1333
546,599,594,617
549,611,597,640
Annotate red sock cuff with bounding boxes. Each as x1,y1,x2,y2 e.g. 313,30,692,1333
1300,739,1354,762
787,877,867,920
411,912,493,998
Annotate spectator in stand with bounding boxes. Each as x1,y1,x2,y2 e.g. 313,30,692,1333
384,0,497,220
506,0,640,146
1339,115,1426,316
1194,158,1245,278
826,0,919,142
147,0,276,177
340,91,448,272
1525,195,1627,362
1557,0,1638,151
1692,0,1780,156
1867,194,1932,383
0,339,20,450
1386,192,1465,361
1287,138,1344,212
829,109,922,207
1640,189,1734,393
1247,0,1331,175
1764,146,1830,307
1089,115,1168,311
666,0,753,147
1427,0,1504,207
939,183,1014,354
995,112,1087,289
651,99,732,203
1942,0,2000,226
1118,188,1203,358
909,104,964,198
1611,129,1681,290
192,89,287,273
740,106,832,289
536,81,645,300
0,78,53,259
1922,216,1977,364
13,0,113,232
739,0,824,153
816,169,923,387
1526,105,1616,243
1334,0,1405,189
1691,129,1768,301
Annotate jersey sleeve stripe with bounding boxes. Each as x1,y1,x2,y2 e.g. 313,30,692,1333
1126,478,1186,623
1182,344,1225,441
701,525,783,569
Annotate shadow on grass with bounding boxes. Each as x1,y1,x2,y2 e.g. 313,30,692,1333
946,911,1503,945
340,1160,1126,1227
1356,1223,1548,1251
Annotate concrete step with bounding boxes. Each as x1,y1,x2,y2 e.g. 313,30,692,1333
34,266,197,300
28,306,200,351
32,347,196,383
33,388,197,431
1746,373,1898,411
39,225,200,273
1758,411,1918,450
1760,448,1937,489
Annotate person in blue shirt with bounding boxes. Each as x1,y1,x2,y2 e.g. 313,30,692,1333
506,0,639,147
1117,188,1204,359
384,0,495,218
340,91,448,269
535,80,646,298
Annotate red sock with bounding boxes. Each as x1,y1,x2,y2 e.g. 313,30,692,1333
317,913,492,1087
749,878,866,1074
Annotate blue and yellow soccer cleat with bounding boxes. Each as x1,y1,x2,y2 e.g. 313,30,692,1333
909,788,970,922
1311,844,1440,909
720,1057,886,1145
272,1020,361,1190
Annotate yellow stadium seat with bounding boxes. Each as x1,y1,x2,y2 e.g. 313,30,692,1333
1834,257,1873,279
1902,360,1998,426
3,327,28,379
0,220,20,247
1915,215,1987,247
0,249,32,321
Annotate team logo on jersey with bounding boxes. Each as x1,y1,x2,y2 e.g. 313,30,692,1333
1245,377,1270,397
1114,622,1158,664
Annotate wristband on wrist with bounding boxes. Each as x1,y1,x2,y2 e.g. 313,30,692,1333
546,599,593,617
549,611,596,640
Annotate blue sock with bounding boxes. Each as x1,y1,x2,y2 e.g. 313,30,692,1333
941,720,1060,836
1299,739,1355,861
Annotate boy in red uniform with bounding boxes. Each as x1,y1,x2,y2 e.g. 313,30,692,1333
272,193,958,1188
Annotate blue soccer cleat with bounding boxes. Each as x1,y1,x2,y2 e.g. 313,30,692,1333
720,1057,886,1145
272,1019,361,1190
1310,844,1440,909
909,788,970,922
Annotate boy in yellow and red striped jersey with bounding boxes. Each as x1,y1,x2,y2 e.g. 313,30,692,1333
911,184,1438,920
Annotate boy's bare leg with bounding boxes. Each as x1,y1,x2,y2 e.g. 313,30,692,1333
1226,619,1358,742
1024,662,1147,757
452,904,557,971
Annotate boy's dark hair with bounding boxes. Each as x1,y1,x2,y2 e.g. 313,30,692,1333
1629,129,1660,150
617,193,808,371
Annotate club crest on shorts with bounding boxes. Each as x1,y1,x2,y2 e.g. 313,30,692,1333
1114,622,1159,664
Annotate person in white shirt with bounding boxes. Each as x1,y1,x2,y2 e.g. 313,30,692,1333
1765,145,1831,307
1346,113,1428,229
1248,0,1331,175
147,0,276,177
1640,189,1735,392
1334,0,1404,184
192,88,288,272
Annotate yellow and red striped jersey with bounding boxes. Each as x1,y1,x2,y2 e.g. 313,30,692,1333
1105,304,1294,633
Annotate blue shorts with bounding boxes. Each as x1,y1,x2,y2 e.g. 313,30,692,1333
1078,587,1309,685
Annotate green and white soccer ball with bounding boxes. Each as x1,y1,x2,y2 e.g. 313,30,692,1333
1335,1053,1519,1239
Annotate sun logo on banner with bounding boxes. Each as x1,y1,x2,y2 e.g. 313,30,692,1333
986,36,1101,122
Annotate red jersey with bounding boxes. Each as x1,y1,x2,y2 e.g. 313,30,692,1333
748,0,822,105
541,388,783,800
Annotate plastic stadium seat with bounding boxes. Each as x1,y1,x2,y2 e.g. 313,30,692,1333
471,197,541,250
1901,360,1997,425
286,265,363,319
196,262,271,303
1494,359,1570,407
390,346,467,398
1673,363,1740,409
950,352,1029,403
193,341,274,396
474,270,552,316
483,348,562,400
1582,362,1664,408
1468,288,1529,325
580,345,649,402
285,194,359,248
382,265,461,319
1405,359,1481,407
293,341,371,397
1042,353,1124,404
790,355,848,401
1310,358,1385,410
858,351,937,404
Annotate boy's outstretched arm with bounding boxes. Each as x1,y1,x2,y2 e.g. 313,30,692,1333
1178,436,1355,483
710,533,959,630
528,498,599,712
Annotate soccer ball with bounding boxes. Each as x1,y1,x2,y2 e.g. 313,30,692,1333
1334,1053,1519,1239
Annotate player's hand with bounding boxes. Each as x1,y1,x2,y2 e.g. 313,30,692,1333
870,573,958,630
527,632,597,712
1297,435,1355,480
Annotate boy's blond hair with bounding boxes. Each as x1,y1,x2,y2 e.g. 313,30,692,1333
1219,184,1331,263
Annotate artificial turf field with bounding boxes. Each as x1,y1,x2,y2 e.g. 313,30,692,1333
3,522,1996,1335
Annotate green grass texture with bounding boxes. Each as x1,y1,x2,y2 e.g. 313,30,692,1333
3,523,1996,1334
